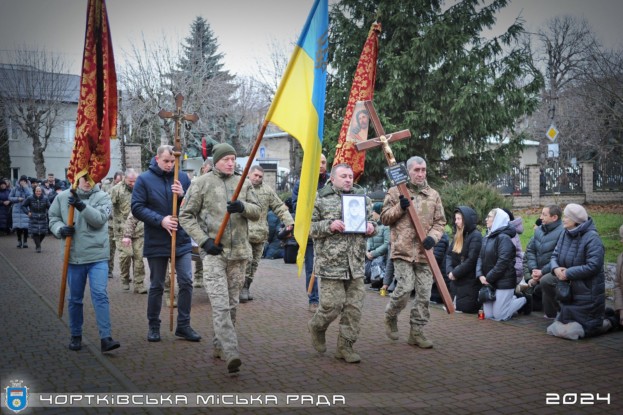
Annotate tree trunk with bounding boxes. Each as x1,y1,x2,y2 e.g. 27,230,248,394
31,135,46,179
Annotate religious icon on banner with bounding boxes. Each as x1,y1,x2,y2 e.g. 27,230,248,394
346,101,370,144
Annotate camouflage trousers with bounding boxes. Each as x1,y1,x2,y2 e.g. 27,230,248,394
193,257,203,283
245,242,265,281
385,260,433,327
309,277,365,342
118,238,145,286
108,226,116,278
203,255,247,359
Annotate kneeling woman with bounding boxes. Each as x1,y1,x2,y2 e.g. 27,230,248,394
476,208,526,320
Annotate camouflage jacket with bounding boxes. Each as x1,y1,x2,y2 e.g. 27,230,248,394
248,182,294,244
122,211,144,239
381,181,446,263
110,181,134,239
310,184,376,280
179,169,261,261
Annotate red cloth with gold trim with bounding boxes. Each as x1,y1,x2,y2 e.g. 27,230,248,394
67,0,117,186
332,22,381,182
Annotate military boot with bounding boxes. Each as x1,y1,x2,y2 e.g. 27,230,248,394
335,336,361,363
408,326,433,349
245,278,254,301
239,279,249,303
307,320,326,353
384,314,399,340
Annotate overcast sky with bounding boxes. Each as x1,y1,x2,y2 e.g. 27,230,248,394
0,0,622,77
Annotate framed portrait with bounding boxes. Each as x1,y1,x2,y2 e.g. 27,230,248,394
342,194,367,234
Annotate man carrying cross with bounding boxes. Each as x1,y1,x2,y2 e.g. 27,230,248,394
381,156,446,348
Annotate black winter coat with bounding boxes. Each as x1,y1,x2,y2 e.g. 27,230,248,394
550,218,605,337
0,188,10,231
476,224,517,290
525,219,564,276
21,194,50,235
131,158,192,258
446,206,483,313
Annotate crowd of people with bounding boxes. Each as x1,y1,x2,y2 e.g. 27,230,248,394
3,148,621,372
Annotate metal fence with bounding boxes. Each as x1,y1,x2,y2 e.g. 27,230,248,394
594,159,623,191
492,166,530,195
540,163,583,194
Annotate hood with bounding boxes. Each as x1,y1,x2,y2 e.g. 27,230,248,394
509,217,524,234
489,208,509,234
454,205,478,234
566,217,597,238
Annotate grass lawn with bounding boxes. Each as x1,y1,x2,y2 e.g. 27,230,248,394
516,211,623,264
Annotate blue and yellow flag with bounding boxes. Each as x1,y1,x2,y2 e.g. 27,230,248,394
265,0,328,275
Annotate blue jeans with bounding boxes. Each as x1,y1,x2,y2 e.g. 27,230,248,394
147,254,193,329
305,243,318,304
67,261,112,339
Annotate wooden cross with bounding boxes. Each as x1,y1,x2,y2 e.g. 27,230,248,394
355,100,454,314
157,93,199,330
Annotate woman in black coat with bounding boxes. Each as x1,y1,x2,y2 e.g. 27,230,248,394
476,208,526,320
446,206,482,313
21,186,50,253
548,204,616,338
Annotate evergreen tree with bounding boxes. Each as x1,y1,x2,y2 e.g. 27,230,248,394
179,17,229,80
326,0,543,185
175,16,240,151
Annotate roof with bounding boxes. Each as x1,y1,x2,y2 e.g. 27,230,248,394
0,64,80,103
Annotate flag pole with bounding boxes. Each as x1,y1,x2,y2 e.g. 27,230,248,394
58,194,76,318
213,119,269,245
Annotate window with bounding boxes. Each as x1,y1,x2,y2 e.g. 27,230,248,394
8,118,19,141
64,120,76,142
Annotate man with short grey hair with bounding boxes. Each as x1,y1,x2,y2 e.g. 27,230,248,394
381,156,446,349
111,168,146,293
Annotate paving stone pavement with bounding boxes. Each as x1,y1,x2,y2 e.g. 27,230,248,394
1,234,622,414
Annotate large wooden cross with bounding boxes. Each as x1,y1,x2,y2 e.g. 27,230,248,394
355,100,454,314
158,93,199,330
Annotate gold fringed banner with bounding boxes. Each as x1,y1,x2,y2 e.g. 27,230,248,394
67,0,117,186
332,22,381,182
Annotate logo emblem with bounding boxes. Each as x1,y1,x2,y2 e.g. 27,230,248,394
4,380,28,413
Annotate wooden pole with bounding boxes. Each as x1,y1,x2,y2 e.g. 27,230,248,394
58,192,76,318
214,119,269,245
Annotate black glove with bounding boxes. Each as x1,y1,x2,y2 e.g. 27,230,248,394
399,195,411,211
59,226,75,238
422,236,435,250
227,200,245,213
68,190,86,211
202,238,223,255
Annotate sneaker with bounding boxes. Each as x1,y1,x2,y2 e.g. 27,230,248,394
121,282,130,291
134,285,148,294
308,303,319,313
544,314,556,320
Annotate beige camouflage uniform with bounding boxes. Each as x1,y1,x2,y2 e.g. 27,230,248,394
380,181,446,340
122,212,146,292
308,184,375,357
246,181,294,282
179,169,260,361
110,181,146,291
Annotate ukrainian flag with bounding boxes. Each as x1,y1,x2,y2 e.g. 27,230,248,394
265,0,328,274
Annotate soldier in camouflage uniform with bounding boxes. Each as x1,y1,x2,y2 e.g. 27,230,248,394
380,156,446,349
241,165,294,302
192,158,214,288
121,210,146,294
105,171,123,279
110,169,146,293
307,164,376,363
179,143,260,374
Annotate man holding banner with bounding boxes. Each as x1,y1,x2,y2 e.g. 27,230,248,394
49,174,120,353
